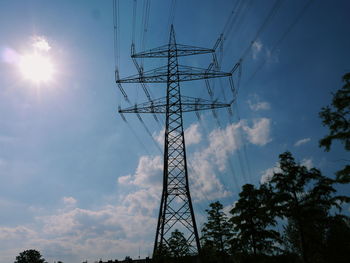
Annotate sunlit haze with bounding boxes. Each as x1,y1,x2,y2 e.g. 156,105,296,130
19,52,54,83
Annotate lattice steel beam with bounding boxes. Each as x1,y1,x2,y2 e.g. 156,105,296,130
132,43,214,58
116,64,231,83
118,96,231,114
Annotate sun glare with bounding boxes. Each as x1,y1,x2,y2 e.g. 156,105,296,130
19,52,54,83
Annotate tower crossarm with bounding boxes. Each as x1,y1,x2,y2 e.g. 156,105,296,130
132,44,214,58
116,65,232,83
118,95,231,114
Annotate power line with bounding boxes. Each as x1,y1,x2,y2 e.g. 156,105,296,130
247,0,315,83
132,0,137,45
240,0,285,61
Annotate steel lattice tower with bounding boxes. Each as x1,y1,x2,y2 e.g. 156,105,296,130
117,26,233,256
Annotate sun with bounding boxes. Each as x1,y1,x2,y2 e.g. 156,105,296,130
19,52,54,83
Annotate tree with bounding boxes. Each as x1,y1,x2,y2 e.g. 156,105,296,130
270,151,349,263
168,229,190,258
319,72,350,182
14,249,47,263
152,242,171,261
230,184,280,257
323,214,350,263
201,201,231,255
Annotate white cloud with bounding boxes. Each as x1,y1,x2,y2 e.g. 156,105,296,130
117,174,133,185
117,155,163,213
153,123,202,148
260,157,313,184
32,36,51,52
252,40,263,60
249,101,270,111
301,158,313,170
62,196,77,207
153,128,164,147
188,118,272,200
123,189,160,215
242,118,272,146
260,163,281,184
185,123,201,146
130,155,162,189
35,203,156,261
206,122,242,171
0,226,36,241
294,137,311,147
190,156,231,201
247,94,270,111
186,122,245,200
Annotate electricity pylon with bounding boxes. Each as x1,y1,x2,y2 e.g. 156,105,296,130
117,25,232,256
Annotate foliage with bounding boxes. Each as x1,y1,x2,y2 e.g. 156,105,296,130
168,229,190,258
270,151,350,263
323,215,350,263
14,250,47,263
201,201,231,255
230,184,280,256
319,72,350,182
152,242,171,261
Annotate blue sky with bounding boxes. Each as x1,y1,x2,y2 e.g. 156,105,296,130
0,0,349,262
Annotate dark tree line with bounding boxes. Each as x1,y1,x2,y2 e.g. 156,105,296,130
200,151,350,263
197,72,350,263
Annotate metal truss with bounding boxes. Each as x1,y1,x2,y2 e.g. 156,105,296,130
131,43,214,58
118,95,231,114
116,64,231,83
118,25,233,256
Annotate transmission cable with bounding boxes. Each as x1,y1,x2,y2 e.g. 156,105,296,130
240,0,285,61
247,0,315,83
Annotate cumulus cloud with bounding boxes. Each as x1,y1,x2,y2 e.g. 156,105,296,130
153,123,202,148
127,155,163,189
0,226,36,241
123,189,160,215
260,157,313,184
242,118,272,146
62,196,77,207
260,163,281,184
187,118,272,200
301,158,313,170
206,122,242,171
32,36,51,52
0,154,165,261
0,193,158,262
117,174,133,185
294,137,311,147
247,94,270,111
117,155,163,213
35,203,156,262
153,128,164,147
252,40,263,60
190,156,231,201
185,123,201,145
